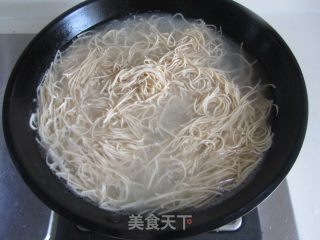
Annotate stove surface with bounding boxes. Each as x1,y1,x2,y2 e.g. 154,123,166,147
48,210,260,240
0,34,298,240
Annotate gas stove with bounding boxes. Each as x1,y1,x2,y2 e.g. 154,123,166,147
0,34,298,240
44,210,259,240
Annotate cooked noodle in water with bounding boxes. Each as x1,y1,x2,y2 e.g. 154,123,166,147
30,14,274,213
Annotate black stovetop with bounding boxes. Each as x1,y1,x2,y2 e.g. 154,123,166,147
53,209,261,240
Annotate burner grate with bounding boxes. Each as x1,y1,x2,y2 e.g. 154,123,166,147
44,210,263,240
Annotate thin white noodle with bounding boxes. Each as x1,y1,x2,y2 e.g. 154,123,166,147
30,14,274,213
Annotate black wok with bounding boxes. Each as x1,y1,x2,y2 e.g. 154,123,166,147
2,0,308,239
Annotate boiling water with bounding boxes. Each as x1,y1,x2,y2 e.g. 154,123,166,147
37,13,274,213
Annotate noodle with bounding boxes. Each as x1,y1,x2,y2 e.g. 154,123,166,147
31,14,273,213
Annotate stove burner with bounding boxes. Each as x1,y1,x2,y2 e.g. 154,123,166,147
44,210,262,240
